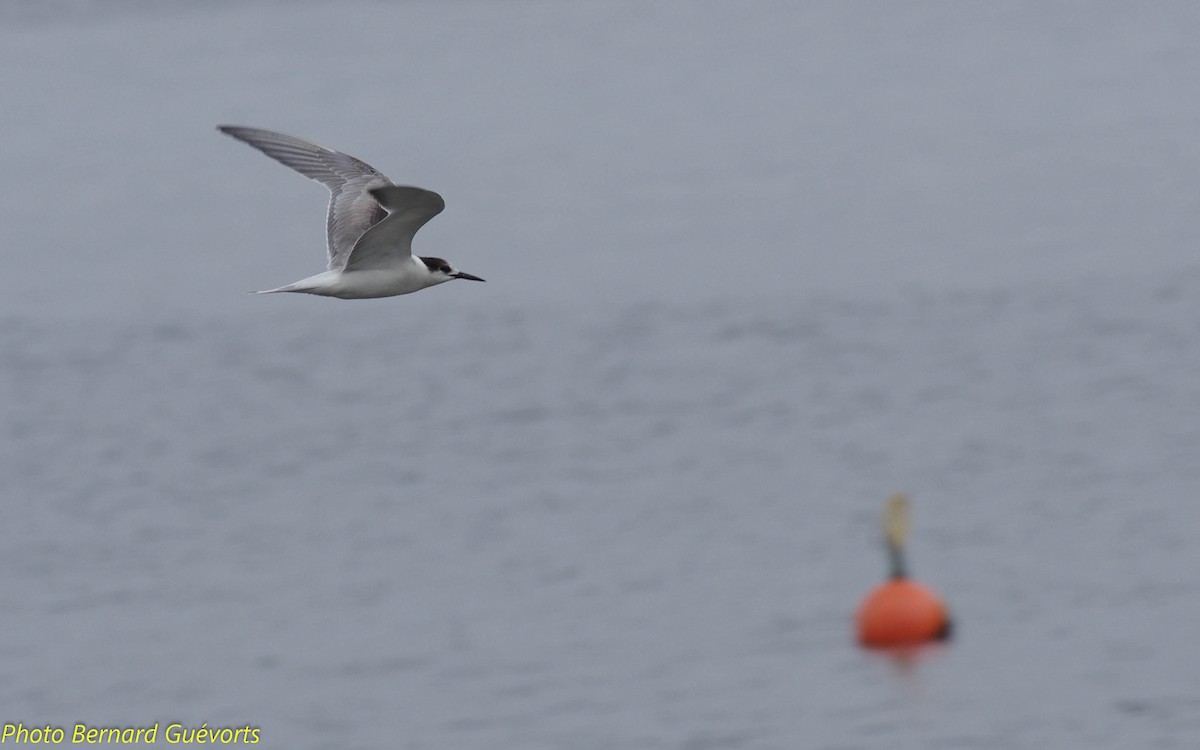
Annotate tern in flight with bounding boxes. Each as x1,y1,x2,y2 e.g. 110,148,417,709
218,126,484,298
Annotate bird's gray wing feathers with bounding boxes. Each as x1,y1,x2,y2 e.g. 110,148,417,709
217,125,393,269
342,186,446,273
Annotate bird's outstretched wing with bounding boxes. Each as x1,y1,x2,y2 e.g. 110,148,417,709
217,126,393,270
341,186,446,272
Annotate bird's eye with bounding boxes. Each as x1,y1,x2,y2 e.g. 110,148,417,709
440,265,452,273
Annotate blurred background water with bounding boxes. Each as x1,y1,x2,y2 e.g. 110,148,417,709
2,1,1199,748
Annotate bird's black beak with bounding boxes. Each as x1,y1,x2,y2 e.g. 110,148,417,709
453,271,486,282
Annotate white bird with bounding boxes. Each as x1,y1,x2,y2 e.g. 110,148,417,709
217,126,484,298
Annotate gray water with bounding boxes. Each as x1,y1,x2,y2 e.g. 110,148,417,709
3,2,1200,748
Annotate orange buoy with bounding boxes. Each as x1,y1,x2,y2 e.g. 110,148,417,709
857,578,951,647
855,494,952,648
